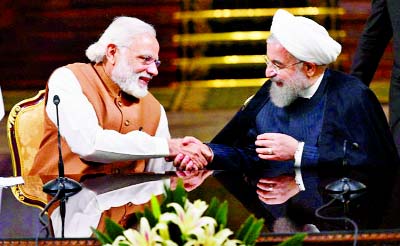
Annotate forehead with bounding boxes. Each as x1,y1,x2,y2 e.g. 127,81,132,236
128,33,160,54
266,42,291,61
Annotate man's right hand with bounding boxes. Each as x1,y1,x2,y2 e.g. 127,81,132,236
167,137,212,170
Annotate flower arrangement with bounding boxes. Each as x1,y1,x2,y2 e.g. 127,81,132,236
93,179,305,246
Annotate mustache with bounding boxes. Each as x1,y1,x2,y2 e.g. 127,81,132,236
270,78,282,84
138,73,153,80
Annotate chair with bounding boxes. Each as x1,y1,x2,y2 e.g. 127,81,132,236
7,89,48,209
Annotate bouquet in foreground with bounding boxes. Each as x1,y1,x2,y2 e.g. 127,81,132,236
93,179,305,246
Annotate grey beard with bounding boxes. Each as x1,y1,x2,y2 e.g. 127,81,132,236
269,81,299,108
113,74,149,99
111,63,149,99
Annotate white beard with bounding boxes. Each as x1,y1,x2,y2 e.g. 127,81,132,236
269,70,309,108
111,53,150,98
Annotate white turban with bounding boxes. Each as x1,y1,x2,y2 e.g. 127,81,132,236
270,9,341,65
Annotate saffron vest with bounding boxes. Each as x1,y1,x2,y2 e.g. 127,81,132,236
31,63,161,179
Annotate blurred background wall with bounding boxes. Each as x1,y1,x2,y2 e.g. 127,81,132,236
0,0,391,110
0,0,391,153
0,1,393,237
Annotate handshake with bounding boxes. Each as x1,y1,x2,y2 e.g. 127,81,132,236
167,136,213,171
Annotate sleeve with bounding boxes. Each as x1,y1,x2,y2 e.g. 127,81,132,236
208,83,271,170
299,144,319,168
316,84,399,169
206,143,260,171
145,106,176,173
347,88,400,168
46,67,170,163
207,108,261,171
350,0,392,85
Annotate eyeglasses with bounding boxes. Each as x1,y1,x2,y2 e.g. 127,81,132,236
263,55,303,73
138,55,161,68
118,46,161,67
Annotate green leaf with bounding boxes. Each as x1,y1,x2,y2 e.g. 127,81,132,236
135,211,144,221
215,200,228,228
143,206,158,227
171,179,187,206
161,179,187,213
104,217,124,241
235,215,254,240
277,233,307,246
91,227,113,244
235,215,264,246
205,197,219,218
242,218,264,246
204,197,228,229
150,195,161,219
118,243,132,246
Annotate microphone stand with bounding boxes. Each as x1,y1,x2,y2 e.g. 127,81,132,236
42,95,82,238
325,140,366,229
325,140,367,201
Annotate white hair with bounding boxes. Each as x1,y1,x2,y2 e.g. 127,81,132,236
85,16,156,63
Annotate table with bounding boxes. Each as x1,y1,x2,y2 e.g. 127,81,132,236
2,162,400,245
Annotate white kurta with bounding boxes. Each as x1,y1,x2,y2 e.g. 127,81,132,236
46,67,175,173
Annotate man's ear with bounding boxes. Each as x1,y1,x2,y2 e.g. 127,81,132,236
303,62,317,77
105,44,118,65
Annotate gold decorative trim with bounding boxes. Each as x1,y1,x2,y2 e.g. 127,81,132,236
173,53,349,68
173,30,346,45
0,239,101,245
258,231,400,244
174,7,345,20
6,90,47,210
11,186,25,201
179,78,265,88
7,105,20,129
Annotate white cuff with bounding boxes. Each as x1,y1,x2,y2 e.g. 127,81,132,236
294,168,305,191
294,141,304,167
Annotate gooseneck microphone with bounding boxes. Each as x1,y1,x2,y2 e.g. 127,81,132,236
325,140,366,201
316,140,367,246
42,95,82,238
55,95,64,177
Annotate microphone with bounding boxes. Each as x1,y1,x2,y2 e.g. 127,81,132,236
42,95,82,237
325,140,366,202
316,140,366,242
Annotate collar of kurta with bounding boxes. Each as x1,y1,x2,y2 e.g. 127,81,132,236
93,63,121,99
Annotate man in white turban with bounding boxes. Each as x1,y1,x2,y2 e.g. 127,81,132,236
172,9,399,232
176,8,399,177
270,9,341,66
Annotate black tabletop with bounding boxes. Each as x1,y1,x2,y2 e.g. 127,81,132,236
1,160,400,240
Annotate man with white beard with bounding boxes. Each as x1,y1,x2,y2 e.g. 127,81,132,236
31,16,211,177
172,9,400,233
176,9,399,173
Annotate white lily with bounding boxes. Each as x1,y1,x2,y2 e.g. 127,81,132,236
111,217,163,246
186,223,244,246
153,221,179,246
160,200,216,237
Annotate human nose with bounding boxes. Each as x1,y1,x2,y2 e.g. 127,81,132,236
265,65,277,78
146,62,159,76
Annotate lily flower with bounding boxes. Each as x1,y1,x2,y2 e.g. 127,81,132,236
160,200,216,237
186,223,244,246
111,217,164,246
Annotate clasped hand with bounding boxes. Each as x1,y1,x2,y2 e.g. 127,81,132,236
167,136,212,171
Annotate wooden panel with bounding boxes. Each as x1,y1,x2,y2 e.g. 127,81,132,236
0,1,180,90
